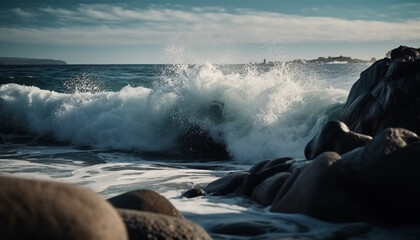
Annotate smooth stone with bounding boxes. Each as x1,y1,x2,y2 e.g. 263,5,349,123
117,208,211,240
0,176,127,240
251,172,291,206
108,189,183,219
204,171,249,195
271,152,364,222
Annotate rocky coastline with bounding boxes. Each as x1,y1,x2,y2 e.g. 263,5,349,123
1,46,419,239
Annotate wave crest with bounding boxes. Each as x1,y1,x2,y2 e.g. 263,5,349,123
0,63,348,163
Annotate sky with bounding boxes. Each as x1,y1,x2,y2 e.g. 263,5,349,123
0,0,419,64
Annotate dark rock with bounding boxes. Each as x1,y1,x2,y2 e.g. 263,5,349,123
390,45,420,60
204,171,249,195
235,161,294,195
270,152,364,222
117,209,211,240
203,158,306,201
248,159,270,173
251,172,291,205
272,128,420,223
108,189,183,219
340,46,420,136
0,176,127,240
183,187,205,198
339,128,420,223
249,157,293,173
177,126,230,160
305,120,372,159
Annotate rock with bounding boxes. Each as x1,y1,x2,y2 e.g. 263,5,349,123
340,46,420,136
251,172,291,206
117,209,212,240
235,160,294,195
249,157,293,173
203,171,249,195
270,152,363,222
271,128,420,223
108,189,183,219
0,176,127,240
339,128,420,223
177,126,230,160
183,187,205,198
202,158,307,204
305,120,372,159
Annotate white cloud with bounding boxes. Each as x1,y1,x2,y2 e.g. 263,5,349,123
3,5,420,47
11,8,36,18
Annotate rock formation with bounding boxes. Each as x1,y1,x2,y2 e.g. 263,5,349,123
340,46,420,136
190,46,420,223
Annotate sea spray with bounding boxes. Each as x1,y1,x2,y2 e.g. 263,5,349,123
0,63,348,163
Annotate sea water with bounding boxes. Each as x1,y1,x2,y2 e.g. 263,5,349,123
1,63,418,239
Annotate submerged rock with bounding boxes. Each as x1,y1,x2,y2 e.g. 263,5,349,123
0,176,127,240
177,126,230,160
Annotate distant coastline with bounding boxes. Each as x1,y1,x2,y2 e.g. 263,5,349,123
252,56,376,65
0,57,67,65
305,55,376,64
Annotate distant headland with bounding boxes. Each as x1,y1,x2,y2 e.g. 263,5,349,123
0,57,67,65
253,56,376,65
305,55,376,64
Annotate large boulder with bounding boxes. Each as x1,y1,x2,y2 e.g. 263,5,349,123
340,46,420,136
0,176,127,240
108,189,183,219
271,128,420,223
117,209,212,240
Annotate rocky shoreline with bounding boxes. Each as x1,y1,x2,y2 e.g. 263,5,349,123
1,46,419,239
190,46,420,223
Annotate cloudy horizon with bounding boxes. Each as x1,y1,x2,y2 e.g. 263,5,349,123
1,1,419,64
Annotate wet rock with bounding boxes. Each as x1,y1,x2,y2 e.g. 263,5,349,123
305,120,372,159
177,126,230,160
117,209,211,240
251,172,291,206
340,46,420,136
271,152,363,222
183,187,205,198
204,171,249,195
108,189,183,219
0,176,127,240
272,128,420,223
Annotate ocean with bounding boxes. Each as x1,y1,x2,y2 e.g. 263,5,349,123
1,62,418,239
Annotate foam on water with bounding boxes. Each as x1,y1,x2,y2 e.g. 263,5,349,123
0,63,348,163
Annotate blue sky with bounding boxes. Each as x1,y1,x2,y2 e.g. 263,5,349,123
1,0,419,64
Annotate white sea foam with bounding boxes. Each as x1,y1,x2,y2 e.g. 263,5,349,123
0,63,348,163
